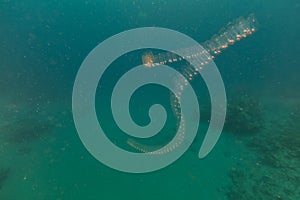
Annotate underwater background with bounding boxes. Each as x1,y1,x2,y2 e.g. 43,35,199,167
1,0,300,199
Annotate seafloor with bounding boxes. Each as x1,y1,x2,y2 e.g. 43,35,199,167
0,92,299,200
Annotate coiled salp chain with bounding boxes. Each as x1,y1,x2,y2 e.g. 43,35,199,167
73,15,253,172
128,14,257,155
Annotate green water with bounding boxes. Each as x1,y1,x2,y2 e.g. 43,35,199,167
1,0,300,199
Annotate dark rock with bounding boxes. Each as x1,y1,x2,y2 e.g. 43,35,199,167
225,94,264,134
0,168,10,190
6,118,54,144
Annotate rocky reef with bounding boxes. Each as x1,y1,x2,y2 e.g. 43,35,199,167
226,103,300,200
